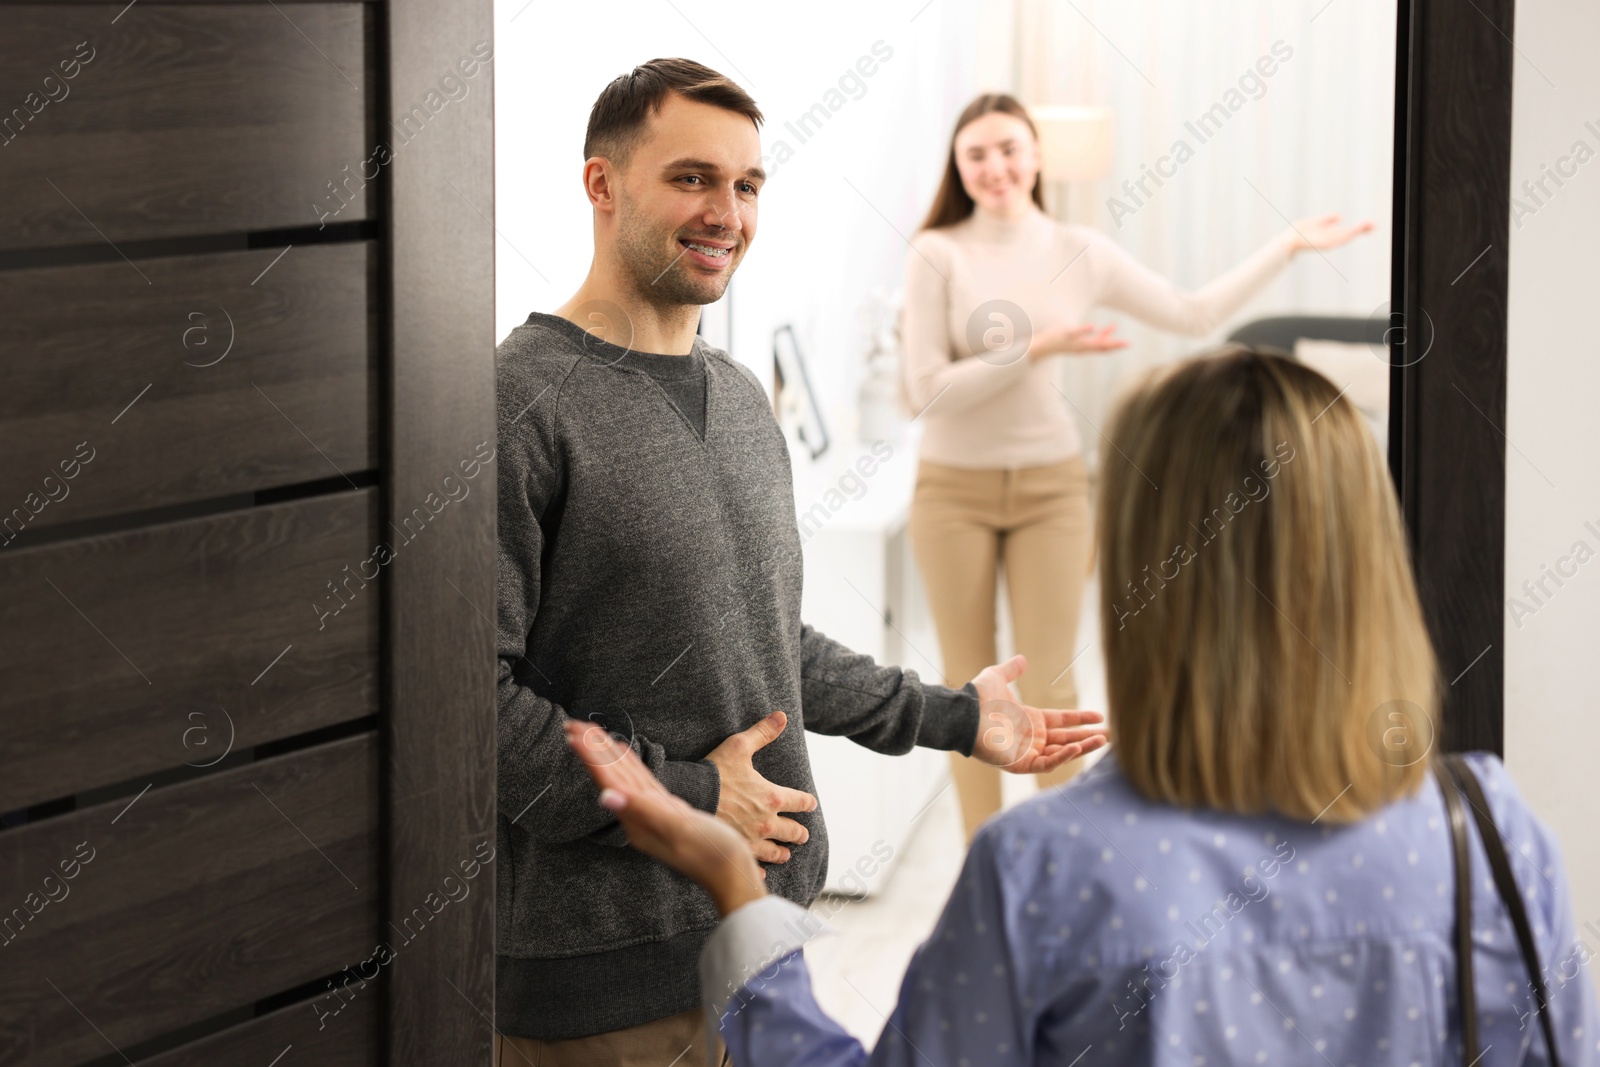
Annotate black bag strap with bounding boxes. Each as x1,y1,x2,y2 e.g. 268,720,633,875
1437,760,1479,1063
1439,752,1565,1067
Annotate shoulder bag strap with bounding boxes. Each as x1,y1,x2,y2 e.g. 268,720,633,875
1437,758,1479,1064
1441,752,1565,1067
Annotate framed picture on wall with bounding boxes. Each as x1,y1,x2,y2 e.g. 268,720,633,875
773,323,829,461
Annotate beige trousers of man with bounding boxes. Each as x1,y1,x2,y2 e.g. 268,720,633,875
908,455,1095,842
493,1006,729,1067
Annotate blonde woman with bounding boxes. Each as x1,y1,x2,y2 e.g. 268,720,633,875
900,92,1373,840
567,347,1598,1067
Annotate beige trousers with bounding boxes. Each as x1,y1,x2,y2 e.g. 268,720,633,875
493,1006,728,1067
908,455,1094,842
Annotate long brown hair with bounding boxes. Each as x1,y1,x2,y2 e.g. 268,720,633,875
1100,346,1441,823
918,93,1047,231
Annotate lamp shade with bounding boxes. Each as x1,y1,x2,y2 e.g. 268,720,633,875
1030,105,1114,181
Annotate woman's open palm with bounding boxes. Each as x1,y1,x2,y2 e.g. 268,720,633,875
1029,321,1129,360
1289,212,1374,252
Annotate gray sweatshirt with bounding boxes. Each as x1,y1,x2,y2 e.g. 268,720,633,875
494,312,982,1039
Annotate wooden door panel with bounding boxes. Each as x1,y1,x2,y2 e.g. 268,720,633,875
138,996,377,1067
0,733,380,1067
0,242,376,534
0,4,370,250
0,490,380,812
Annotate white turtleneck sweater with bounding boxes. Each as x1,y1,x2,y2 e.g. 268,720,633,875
898,205,1298,469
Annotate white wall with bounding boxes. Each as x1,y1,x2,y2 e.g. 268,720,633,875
1504,0,1600,966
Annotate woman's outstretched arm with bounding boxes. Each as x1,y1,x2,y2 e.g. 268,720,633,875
1089,213,1371,337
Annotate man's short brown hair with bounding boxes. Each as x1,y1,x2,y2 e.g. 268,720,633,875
583,58,763,169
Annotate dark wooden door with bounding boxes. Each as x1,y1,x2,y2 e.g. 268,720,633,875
0,2,496,1064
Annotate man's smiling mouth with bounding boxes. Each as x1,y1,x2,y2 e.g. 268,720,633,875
680,240,731,258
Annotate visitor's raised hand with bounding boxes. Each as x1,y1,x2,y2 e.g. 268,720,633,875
566,721,766,917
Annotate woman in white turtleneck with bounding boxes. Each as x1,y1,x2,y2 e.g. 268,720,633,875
899,92,1372,842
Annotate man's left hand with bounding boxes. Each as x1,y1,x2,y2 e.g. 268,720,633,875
968,654,1109,773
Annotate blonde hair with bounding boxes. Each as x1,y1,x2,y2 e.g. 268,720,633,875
1098,345,1440,823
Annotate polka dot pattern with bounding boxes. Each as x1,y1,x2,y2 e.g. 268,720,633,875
708,752,1598,1067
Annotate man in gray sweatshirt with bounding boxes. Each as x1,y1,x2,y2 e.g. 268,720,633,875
494,57,1106,1065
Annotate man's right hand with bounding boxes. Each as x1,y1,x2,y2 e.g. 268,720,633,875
705,710,818,865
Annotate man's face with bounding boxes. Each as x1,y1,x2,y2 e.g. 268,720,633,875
609,92,763,307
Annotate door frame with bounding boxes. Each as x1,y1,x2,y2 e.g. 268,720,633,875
1389,0,1515,755
381,1,498,1063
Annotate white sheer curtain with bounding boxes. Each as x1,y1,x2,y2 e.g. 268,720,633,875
987,0,1396,471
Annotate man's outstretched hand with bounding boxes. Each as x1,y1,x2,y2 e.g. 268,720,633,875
565,721,766,918
968,654,1109,773
704,710,819,865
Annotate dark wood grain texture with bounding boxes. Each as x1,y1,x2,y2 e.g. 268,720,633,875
0,242,376,533
0,733,381,1067
0,4,370,250
0,490,380,812
137,995,378,1067
381,1,498,1063
1390,0,1514,753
